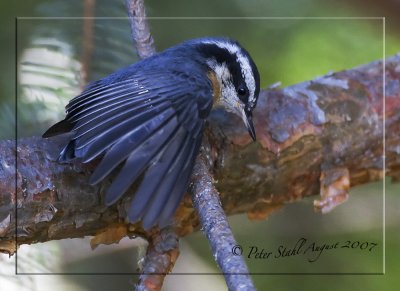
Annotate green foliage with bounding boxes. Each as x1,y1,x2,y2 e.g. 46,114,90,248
277,20,384,85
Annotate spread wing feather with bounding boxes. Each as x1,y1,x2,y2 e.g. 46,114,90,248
128,128,190,223
103,114,180,205
158,135,203,228
43,67,212,229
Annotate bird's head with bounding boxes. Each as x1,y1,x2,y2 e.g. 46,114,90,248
193,37,260,140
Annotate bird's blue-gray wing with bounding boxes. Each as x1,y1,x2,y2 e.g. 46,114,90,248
43,69,213,229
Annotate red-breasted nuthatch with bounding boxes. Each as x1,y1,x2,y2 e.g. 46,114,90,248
43,37,260,229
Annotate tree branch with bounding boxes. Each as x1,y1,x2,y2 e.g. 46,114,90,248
1,55,399,255
80,0,96,86
125,0,156,59
136,227,179,291
190,155,255,290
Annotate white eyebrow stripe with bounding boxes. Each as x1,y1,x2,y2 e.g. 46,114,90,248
202,40,256,107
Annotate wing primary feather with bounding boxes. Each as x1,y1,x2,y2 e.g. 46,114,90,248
158,134,203,228
69,93,160,125
58,139,76,161
128,129,189,224
87,107,176,182
42,119,74,138
73,98,168,138
73,93,189,147
66,79,135,112
181,124,204,171
104,115,180,205
67,90,150,121
72,89,189,135
67,77,186,117
74,102,172,154
139,132,193,229
67,89,145,121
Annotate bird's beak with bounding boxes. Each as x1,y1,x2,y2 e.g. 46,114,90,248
241,108,256,141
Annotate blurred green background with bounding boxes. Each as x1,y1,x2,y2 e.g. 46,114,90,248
0,0,399,290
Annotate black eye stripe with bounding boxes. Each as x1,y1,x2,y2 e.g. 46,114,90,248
197,43,237,66
197,43,246,91
196,40,260,109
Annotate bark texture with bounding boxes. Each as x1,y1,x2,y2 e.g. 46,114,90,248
125,0,156,59
190,156,255,290
1,54,399,255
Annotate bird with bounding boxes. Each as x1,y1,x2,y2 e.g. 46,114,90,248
43,37,260,230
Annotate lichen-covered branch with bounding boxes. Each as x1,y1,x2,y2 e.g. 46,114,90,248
1,55,399,254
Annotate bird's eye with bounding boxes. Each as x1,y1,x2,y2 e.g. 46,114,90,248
238,86,247,97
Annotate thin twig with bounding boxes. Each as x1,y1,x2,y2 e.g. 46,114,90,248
125,0,156,59
80,0,96,86
190,155,256,291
